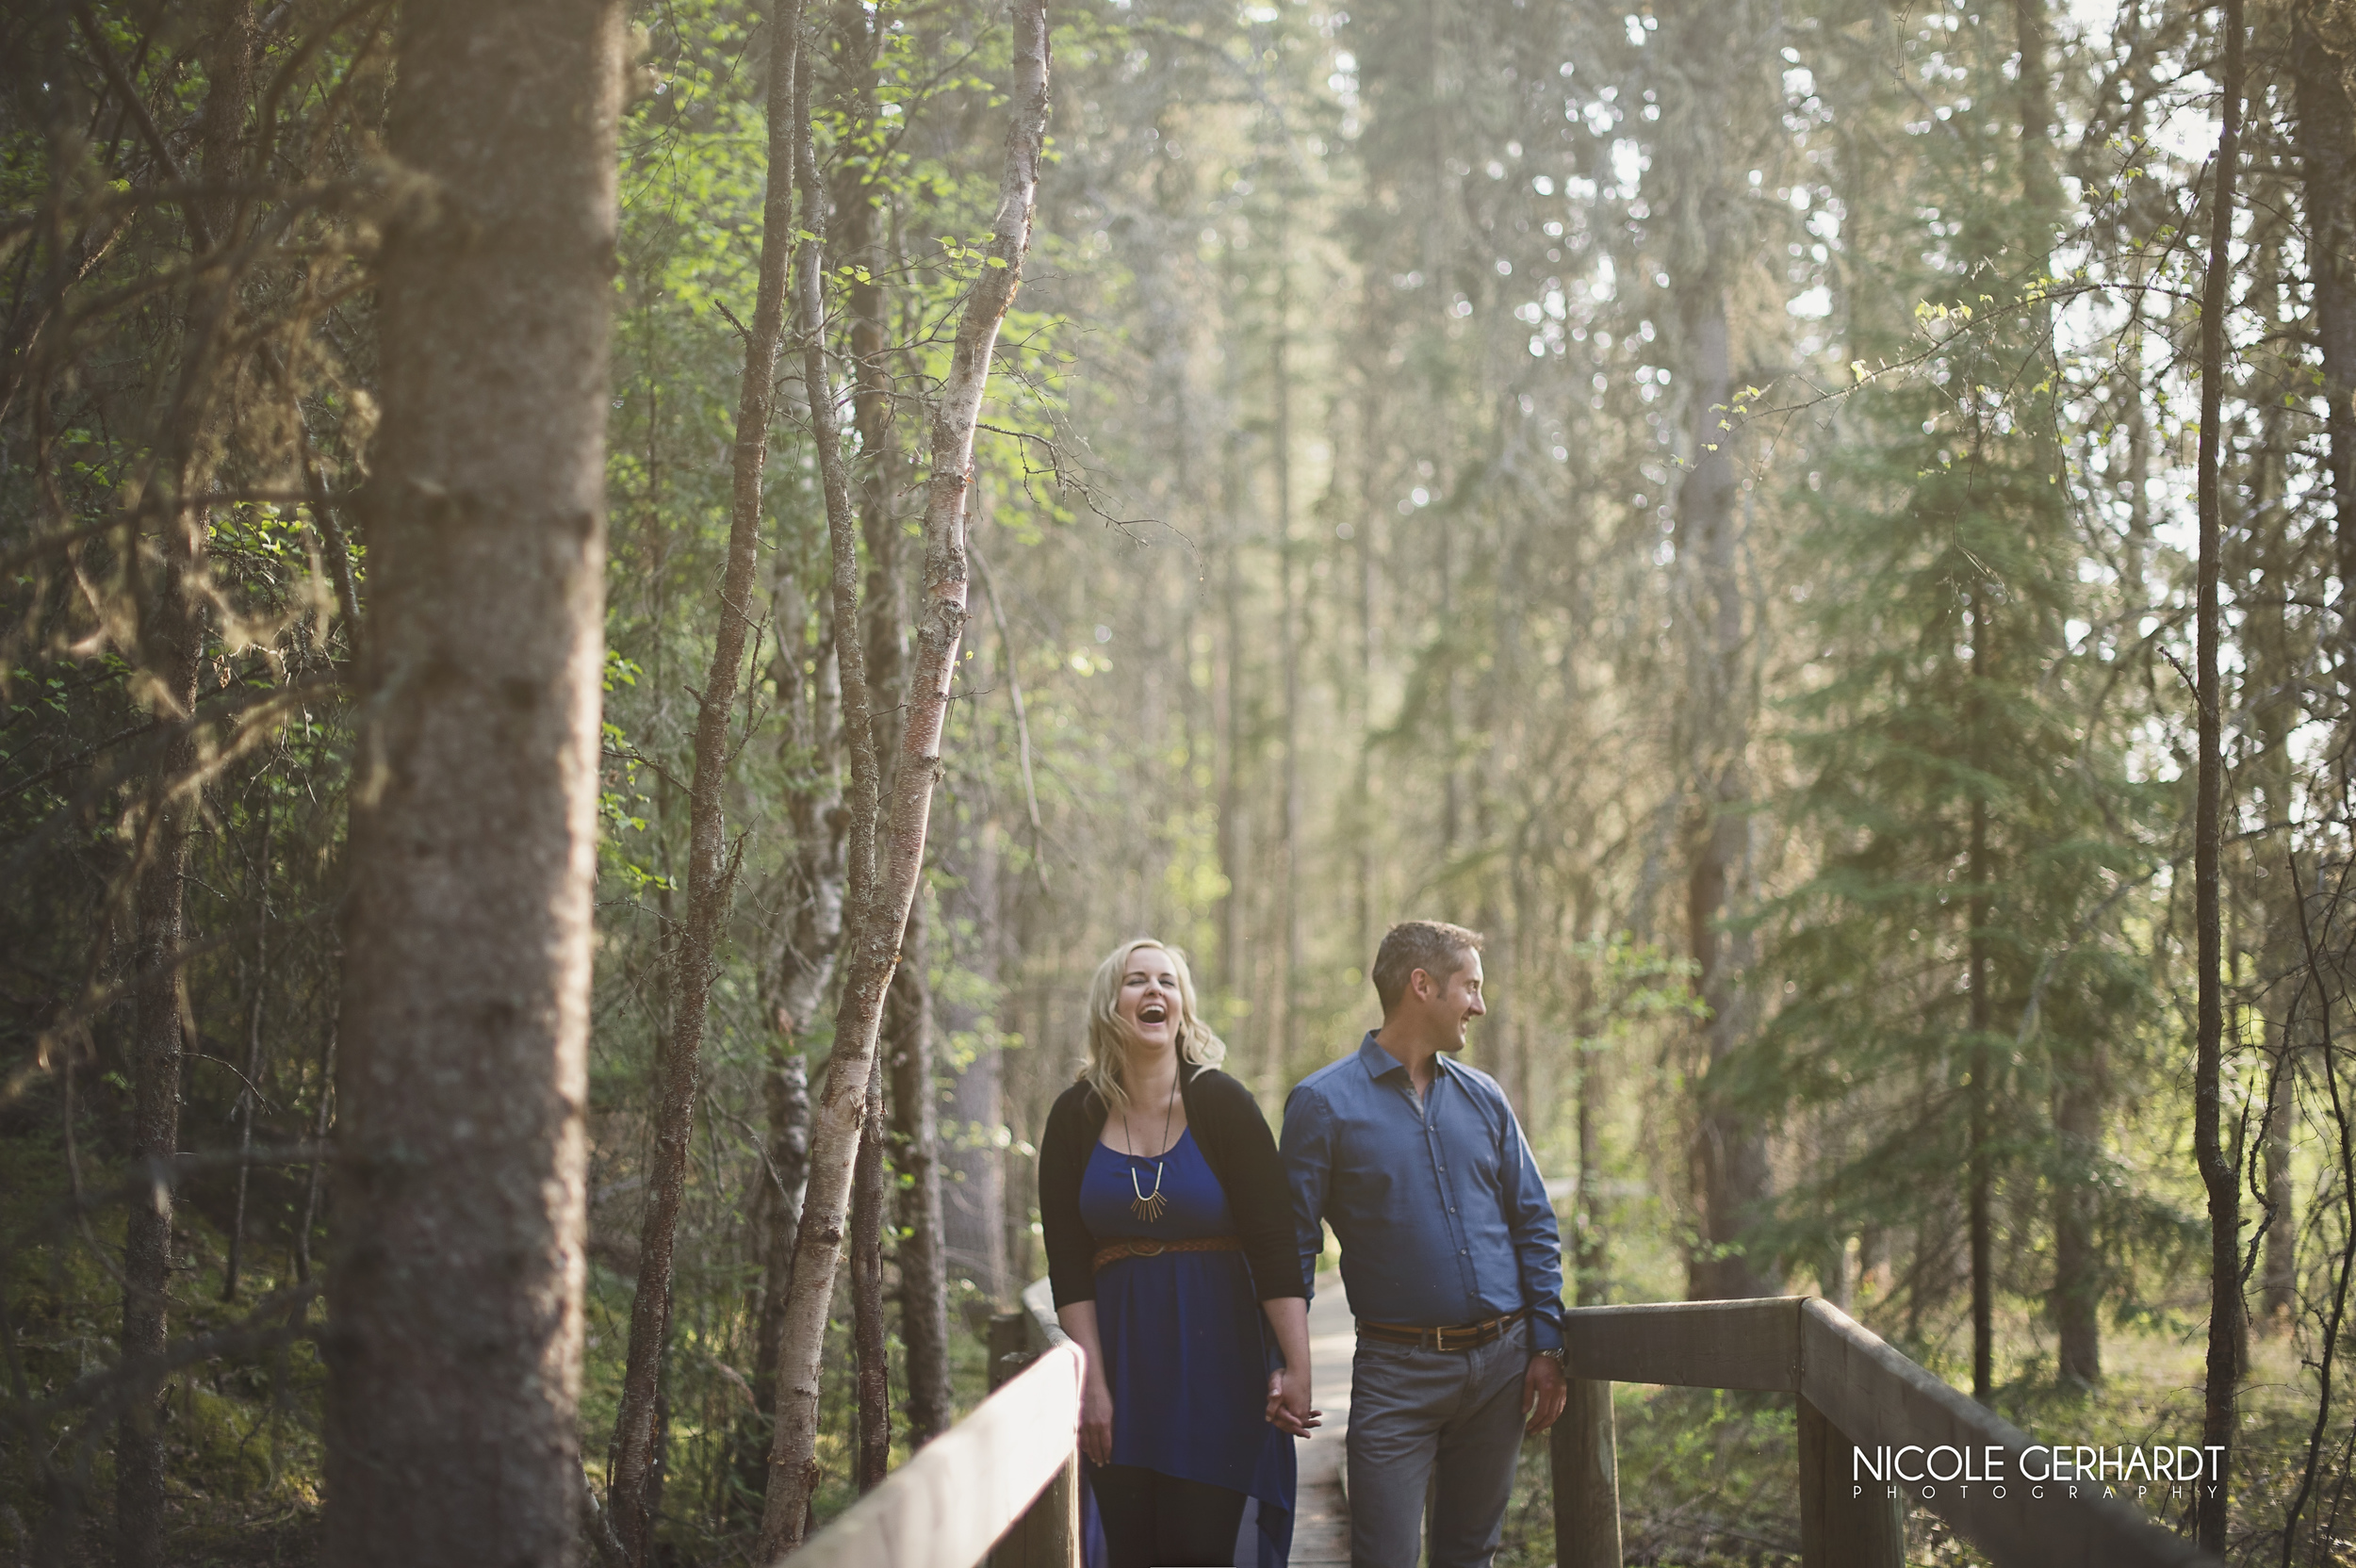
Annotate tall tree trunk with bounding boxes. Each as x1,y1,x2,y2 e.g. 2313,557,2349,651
1968,776,1995,1403
2260,1070,2297,1325
755,6,1050,1549
607,5,803,1554
746,483,850,1446
851,1053,892,1491
748,1053,810,1404
225,801,272,1303
118,9,253,1560
1352,321,1380,967
2247,344,2300,1335
2295,0,2356,697
825,0,955,1443
941,808,1009,1306
2194,0,2247,1544
1273,260,1301,1086
1215,246,1250,1025
820,0,944,1467
1571,919,1605,1306
1679,286,1770,1303
323,3,624,1564
295,1028,334,1283
2053,1051,2104,1381
739,548,841,1508
891,896,955,1444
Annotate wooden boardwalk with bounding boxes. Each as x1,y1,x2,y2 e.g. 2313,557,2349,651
843,1276,2224,1568
1293,1271,1354,1566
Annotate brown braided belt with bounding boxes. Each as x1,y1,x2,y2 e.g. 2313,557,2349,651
1356,1305,1530,1352
1091,1234,1243,1272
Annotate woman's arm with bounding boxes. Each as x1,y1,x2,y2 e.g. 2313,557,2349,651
1192,1070,1309,1300
1038,1088,1102,1314
1260,1295,1320,1437
1057,1301,1117,1464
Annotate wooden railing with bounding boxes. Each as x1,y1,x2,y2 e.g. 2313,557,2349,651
783,1279,1081,1568
788,1284,2224,1568
1552,1295,2223,1567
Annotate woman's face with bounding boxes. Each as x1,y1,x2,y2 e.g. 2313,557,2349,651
1114,946,1184,1054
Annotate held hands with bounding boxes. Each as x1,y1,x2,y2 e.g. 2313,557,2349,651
1521,1351,1568,1435
1081,1372,1117,1465
1265,1364,1322,1438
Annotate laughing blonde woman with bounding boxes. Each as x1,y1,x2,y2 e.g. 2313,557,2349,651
1039,939,1318,1568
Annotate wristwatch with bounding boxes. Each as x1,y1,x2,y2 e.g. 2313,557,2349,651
1536,1346,1566,1369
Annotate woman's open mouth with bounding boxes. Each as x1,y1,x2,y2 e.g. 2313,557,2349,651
1139,1002,1169,1024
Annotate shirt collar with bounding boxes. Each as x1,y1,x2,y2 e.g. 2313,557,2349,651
1355,1032,1404,1080
1358,1031,1467,1087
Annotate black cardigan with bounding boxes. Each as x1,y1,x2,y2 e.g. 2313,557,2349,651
1039,1063,1304,1310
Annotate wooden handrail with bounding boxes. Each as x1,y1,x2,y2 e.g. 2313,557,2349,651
780,1283,1080,1568
782,1280,2218,1568
1553,1295,2224,1568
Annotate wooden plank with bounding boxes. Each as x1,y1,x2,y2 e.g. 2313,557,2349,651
1563,1297,1802,1391
1798,1301,2218,1568
1549,1379,1622,1568
1799,1394,1903,1567
783,1339,1083,1568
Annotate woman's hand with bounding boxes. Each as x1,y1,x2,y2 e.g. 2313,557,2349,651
1080,1371,1117,1465
1057,1302,1116,1465
1265,1364,1321,1437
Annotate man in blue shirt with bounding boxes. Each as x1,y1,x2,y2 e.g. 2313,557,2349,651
1282,921,1567,1568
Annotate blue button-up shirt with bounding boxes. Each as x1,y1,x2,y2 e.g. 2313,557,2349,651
1281,1033,1564,1352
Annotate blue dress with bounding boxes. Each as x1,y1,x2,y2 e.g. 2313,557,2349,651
1081,1129,1296,1568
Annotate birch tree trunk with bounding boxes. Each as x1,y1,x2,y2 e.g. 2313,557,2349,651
851,1052,892,1491
890,895,955,1444
738,292,851,1527
322,2,623,1562
606,3,805,1556
756,3,1051,1548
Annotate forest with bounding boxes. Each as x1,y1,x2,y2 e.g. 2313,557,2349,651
2,0,2353,1560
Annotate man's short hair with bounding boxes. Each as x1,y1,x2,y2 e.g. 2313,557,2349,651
1372,921,1485,1013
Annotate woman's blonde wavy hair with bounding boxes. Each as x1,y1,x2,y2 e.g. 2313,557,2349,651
1079,938,1227,1114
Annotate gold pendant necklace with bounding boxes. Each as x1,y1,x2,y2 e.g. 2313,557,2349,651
1129,1163,1169,1222
1123,1076,1179,1223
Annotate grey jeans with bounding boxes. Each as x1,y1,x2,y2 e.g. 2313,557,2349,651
1345,1319,1531,1568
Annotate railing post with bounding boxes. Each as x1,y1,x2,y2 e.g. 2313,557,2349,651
1550,1378,1622,1568
1798,1394,1903,1568
988,1311,1034,1391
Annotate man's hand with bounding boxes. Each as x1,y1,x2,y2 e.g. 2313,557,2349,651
1521,1351,1568,1435
1266,1364,1322,1438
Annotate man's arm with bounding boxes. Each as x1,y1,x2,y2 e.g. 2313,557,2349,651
1278,1085,1335,1298
1497,1102,1565,1352
1497,1098,1570,1433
